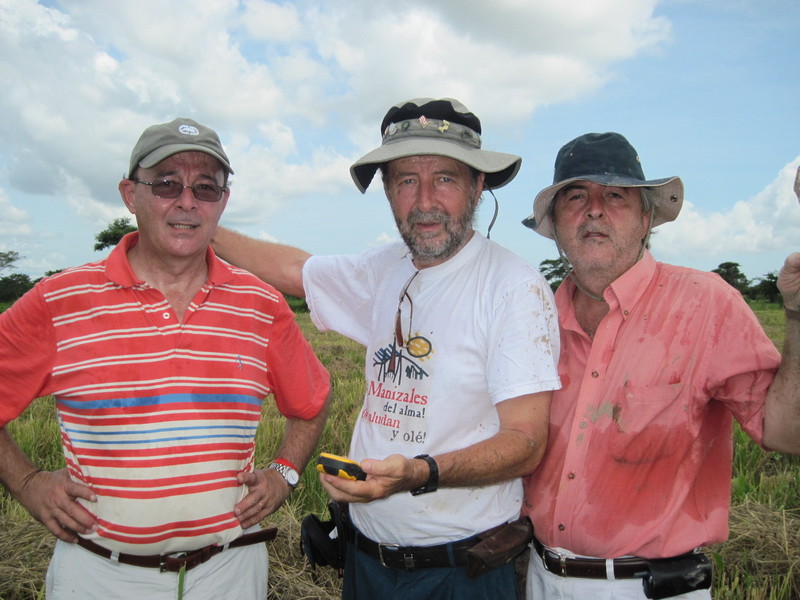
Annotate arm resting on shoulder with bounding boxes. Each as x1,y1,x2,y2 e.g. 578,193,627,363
212,226,310,298
321,390,552,502
763,252,800,454
0,426,98,541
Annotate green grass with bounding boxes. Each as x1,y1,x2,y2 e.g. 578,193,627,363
0,304,798,599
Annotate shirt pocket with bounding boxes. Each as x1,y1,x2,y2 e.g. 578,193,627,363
608,383,690,465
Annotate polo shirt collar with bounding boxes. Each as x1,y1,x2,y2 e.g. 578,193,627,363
105,231,234,288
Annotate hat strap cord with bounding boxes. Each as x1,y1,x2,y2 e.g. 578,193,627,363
486,190,498,239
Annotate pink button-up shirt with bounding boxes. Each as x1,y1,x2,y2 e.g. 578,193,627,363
523,251,780,559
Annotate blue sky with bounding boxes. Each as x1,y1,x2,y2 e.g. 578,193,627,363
1,0,798,283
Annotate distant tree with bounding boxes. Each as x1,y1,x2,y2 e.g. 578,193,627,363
95,217,137,251
0,250,20,275
34,269,65,284
712,262,750,295
539,258,569,293
0,273,33,302
749,272,780,304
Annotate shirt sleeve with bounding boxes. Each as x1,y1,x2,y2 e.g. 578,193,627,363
0,285,57,426
264,293,331,420
486,270,562,404
702,279,780,443
302,252,379,346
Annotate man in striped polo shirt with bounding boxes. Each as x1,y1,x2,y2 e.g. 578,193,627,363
0,118,331,599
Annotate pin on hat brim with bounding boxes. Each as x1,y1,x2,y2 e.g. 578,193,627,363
522,174,684,239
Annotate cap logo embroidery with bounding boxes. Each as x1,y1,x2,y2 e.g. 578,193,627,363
178,124,200,136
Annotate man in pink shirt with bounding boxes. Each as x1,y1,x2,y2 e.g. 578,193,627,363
521,132,800,599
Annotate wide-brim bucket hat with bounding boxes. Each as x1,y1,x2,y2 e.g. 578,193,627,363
350,98,521,193
522,132,683,239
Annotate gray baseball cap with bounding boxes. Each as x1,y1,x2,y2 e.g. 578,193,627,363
350,98,521,193
127,117,233,178
523,132,683,239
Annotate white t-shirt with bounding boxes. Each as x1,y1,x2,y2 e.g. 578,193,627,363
303,232,560,546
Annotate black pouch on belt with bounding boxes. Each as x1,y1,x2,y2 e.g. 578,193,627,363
642,552,712,599
300,501,347,577
466,517,534,579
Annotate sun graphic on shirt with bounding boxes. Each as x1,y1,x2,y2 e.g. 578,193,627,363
405,335,432,359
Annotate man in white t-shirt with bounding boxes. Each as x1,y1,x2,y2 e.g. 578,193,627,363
213,97,561,599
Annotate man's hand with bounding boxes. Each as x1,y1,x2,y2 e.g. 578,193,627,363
234,468,291,529
319,454,426,503
17,468,98,542
778,252,800,311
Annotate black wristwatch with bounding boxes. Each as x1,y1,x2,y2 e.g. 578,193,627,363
410,454,439,496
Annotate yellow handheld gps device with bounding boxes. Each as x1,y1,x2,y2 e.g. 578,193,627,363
316,453,367,481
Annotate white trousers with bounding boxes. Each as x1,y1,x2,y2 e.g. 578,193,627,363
526,547,712,600
46,535,268,600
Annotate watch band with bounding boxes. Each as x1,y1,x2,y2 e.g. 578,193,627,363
785,307,800,321
269,461,299,490
273,457,300,472
410,454,439,496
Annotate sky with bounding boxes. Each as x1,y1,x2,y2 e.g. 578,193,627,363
1,0,798,283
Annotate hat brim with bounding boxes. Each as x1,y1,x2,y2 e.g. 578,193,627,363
350,137,521,193
522,174,684,239
135,143,234,176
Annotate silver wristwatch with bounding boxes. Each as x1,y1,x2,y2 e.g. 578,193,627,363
269,462,300,490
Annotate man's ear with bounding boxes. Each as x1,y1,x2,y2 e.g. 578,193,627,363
118,179,137,214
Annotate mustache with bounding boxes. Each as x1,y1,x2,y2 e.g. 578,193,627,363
406,209,450,225
577,223,610,237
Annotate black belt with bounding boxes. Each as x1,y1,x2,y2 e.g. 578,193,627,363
533,537,691,579
348,526,481,570
76,527,277,573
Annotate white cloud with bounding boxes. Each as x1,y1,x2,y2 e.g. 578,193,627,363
652,157,800,270
0,0,703,274
0,189,31,237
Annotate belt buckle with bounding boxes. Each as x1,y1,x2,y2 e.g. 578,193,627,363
541,547,568,578
378,543,415,569
159,551,188,573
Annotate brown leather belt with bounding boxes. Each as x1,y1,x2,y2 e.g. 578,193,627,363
533,537,683,579
348,526,480,570
76,527,277,573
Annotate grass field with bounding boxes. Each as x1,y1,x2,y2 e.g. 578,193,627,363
0,303,798,599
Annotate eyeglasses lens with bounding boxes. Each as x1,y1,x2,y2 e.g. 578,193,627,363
152,180,223,202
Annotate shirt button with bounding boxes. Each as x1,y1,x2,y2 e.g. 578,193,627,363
558,524,565,531
163,312,170,319
568,472,576,479
580,421,588,429
591,370,599,378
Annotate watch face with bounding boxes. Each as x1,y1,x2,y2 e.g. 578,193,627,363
272,463,299,487
285,467,300,485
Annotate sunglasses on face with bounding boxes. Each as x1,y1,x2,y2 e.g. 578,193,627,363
130,178,226,203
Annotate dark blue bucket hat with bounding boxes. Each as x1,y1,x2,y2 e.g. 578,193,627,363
523,132,683,239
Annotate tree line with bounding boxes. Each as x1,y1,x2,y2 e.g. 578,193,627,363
0,218,782,304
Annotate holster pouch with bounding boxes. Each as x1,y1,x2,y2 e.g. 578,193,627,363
300,501,347,577
466,517,534,578
642,552,712,599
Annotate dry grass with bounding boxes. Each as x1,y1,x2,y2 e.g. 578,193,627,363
709,503,800,599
